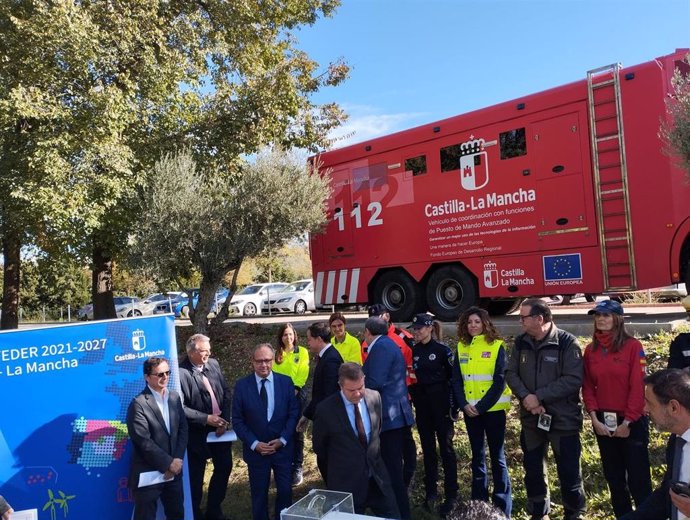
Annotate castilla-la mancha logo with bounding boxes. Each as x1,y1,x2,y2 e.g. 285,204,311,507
483,261,498,289
460,136,489,191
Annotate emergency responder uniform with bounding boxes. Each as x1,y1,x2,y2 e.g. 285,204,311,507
668,332,690,369
456,335,512,516
273,344,310,486
409,315,460,514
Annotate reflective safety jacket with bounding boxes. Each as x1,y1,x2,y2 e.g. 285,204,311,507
457,335,511,413
273,345,310,389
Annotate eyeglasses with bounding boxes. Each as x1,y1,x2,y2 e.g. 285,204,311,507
518,314,540,322
151,370,171,378
253,359,273,365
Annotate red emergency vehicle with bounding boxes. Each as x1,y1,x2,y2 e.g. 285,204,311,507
309,49,690,321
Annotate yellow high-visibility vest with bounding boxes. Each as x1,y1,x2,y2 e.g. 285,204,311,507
457,335,511,412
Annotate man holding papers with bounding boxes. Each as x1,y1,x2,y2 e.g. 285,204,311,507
126,357,188,520
180,334,234,520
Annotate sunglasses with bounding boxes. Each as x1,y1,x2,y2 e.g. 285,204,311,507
151,370,171,378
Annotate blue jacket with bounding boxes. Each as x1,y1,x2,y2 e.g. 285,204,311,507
363,335,415,431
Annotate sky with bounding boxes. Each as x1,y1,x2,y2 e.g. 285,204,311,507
293,0,690,147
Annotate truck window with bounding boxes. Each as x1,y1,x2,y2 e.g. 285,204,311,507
440,143,462,172
500,128,527,159
405,155,427,176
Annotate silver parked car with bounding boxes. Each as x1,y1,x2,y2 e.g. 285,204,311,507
77,296,157,320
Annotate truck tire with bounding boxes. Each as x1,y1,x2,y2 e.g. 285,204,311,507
425,265,477,321
372,270,420,322
485,298,523,316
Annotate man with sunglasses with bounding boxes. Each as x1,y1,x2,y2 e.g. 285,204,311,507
126,356,188,520
505,298,585,520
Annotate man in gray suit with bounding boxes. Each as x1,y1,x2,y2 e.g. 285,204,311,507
179,334,232,520
127,356,188,520
313,362,399,518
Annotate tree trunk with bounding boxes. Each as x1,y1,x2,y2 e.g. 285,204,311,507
92,241,116,320
1,231,21,329
193,276,221,334
213,260,242,325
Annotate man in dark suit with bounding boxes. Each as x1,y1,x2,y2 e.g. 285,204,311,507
126,356,188,520
232,344,300,520
297,321,344,480
362,317,415,520
179,334,233,520
313,362,399,518
619,368,690,520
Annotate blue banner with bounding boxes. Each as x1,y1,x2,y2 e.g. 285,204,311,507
0,315,191,519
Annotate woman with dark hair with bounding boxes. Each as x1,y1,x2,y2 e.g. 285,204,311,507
272,323,310,486
410,313,460,517
455,306,512,517
329,312,362,364
582,300,651,517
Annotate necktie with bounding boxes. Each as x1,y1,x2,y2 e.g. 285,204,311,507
260,379,268,416
673,436,687,520
201,373,221,416
353,402,367,449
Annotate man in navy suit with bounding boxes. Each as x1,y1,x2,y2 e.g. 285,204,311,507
126,356,188,520
362,317,415,520
297,321,343,481
620,369,690,520
232,344,300,520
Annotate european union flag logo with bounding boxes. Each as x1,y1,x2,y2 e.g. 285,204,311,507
543,253,582,281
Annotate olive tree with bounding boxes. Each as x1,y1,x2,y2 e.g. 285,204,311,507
134,148,330,333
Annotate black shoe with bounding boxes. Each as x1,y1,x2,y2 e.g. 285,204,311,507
292,467,304,486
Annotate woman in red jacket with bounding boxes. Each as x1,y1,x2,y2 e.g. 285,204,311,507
582,300,652,517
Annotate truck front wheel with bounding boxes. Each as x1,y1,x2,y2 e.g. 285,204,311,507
425,265,477,321
372,271,420,322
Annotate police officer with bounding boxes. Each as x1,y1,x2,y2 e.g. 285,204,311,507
409,313,461,517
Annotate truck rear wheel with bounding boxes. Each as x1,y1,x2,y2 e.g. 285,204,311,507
484,298,523,316
425,265,477,321
372,270,419,322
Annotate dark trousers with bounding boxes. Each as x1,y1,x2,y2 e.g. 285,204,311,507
520,427,586,520
293,389,307,469
132,476,184,520
187,440,233,520
596,417,652,517
413,394,458,500
247,456,292,520
464,410,512,517
356,477,401,519
381,427,412,520
402,422,417,487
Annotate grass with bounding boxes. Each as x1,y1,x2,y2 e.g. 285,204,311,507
176,320,690,520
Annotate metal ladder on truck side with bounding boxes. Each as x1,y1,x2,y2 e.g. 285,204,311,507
587,63,637,292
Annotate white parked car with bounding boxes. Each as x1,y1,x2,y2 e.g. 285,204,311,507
262,279,316,315
229,283,288,317
77,296,157,320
